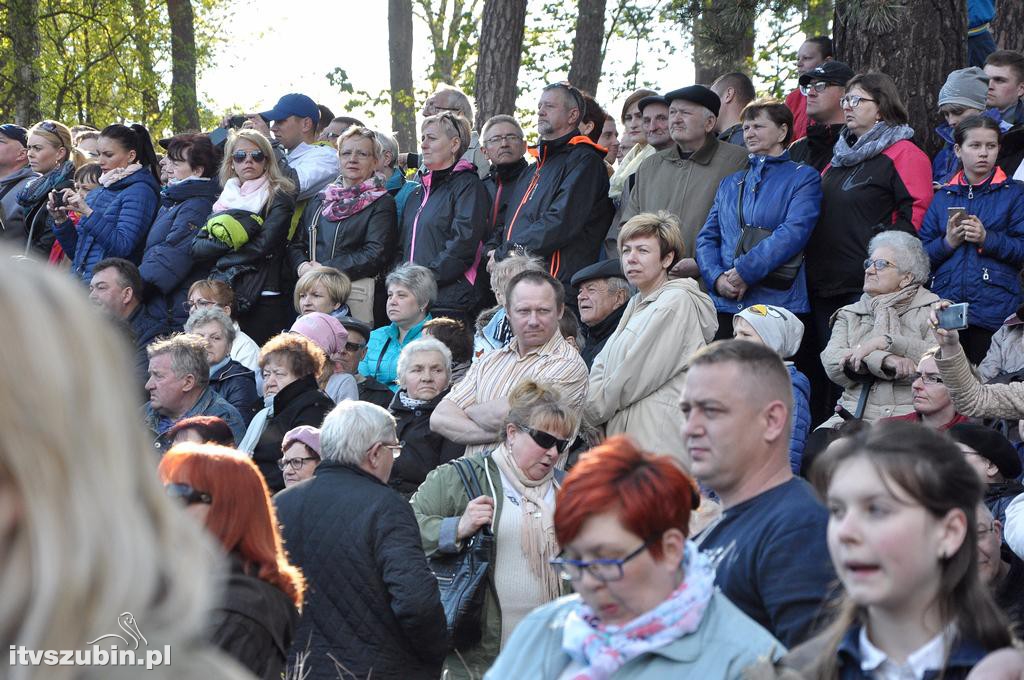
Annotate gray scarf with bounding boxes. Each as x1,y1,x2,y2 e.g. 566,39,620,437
831,122,915,168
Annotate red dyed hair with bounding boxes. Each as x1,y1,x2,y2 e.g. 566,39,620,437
554,435,695,560
158,444,305,607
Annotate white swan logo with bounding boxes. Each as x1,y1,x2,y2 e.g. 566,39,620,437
87,612,148,650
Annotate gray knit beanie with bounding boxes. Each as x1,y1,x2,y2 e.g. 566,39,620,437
938,67,989,111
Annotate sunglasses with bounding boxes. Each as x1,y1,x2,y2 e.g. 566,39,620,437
521,425,571,453
344,341,366,352
165,482,212,505
231,150,266,163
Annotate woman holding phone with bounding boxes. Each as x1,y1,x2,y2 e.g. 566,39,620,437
920,116,1024,364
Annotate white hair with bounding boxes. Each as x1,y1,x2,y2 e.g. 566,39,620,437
320,400,397,465
868,231,931,285
184,307,237,345
397,337,453,385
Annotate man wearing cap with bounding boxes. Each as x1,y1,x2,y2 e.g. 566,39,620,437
337,316,394,409
245,93,339,201
784,36,833,141
710,72,756,147
0,124,38,245
788,61,855,172
621,85,747,279
494,82,614,306
950,422,1024,527
572,259,631,368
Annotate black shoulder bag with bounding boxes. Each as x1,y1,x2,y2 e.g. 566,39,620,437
427,458,494,650
733,178,803,290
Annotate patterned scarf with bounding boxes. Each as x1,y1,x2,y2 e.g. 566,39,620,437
831,122,915,168
561,542,715,680
320,173,388,222
862,284,920,338
99,162,144,187
398,390,429,410
16,160,75,212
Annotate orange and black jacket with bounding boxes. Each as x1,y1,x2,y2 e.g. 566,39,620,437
494,129,613,296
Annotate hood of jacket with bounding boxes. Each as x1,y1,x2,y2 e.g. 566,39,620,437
487,157,529,183
163,176,220,204
0,165,37,188
419,157,476,188
943,166,1010,193
639,277,718,343
528,129,607,163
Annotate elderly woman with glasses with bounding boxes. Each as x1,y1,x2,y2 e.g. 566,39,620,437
412,380,579,679
278,425,321,488
388,338,464,497
487,436,782,678
399,111,489,319
819,230,941,428
185,306,259,425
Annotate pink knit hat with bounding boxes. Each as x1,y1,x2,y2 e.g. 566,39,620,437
282,425,321,457
290,312,349,363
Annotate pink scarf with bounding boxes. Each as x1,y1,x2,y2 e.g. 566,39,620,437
320,173,388,222
213,176,270,213
98,163,144,187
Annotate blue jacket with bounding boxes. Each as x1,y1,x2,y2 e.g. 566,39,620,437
788,363,810,475
139,178,219,327
921,169,1024,331
127,302,171,386
359,315,432,391
696,152,821,315
53,169,161,283
831,624,989,680
969,0,994,29
144,385,246,454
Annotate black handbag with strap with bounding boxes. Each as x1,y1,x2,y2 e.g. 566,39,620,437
427,458,494,650
733,178,803,290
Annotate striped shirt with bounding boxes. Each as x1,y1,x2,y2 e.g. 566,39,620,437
446,332,589,456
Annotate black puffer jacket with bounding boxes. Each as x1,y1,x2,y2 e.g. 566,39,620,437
387,389,464,496
399,160,488,314
274,462,448,680
287,190,398,280
251,374,333,492
494,130,613,297
208,555,298,680
210,359,259,426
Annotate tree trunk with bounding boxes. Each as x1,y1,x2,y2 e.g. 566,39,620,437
167,0,200,132
389,0,416,152
474,0,527,130
128,0,160,127
992,0,1024,53
568,0,607,94
692,0,756,85
834,0,966,157
9,0,42,126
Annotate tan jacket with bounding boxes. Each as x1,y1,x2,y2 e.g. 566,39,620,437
937,344,1024,419
585,278,718,465
621,133,748,257
819,286,941,426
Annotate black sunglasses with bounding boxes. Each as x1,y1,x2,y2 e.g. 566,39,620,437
231,149,266,163
521,425,571,453
165,482,212,505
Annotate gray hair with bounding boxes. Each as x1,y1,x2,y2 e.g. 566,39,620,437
397,337,453,385
605,276,633,297
435,84,474,121
146,333,211,390
374,130,400,167
184,307,236,345
386,263,438,309
320,400,397,465
481,114,525,140
867,231,931,285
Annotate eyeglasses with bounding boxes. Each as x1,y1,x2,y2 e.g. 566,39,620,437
183,298,217,312
746,304,785,319
863,258,897,271
978,522,997,536
377,441,403,458
550,539,654,583
521,425,570,453
165,482,212,505
277,456,319,471
484,133,524,146
344,341,366,352
800,81,836,95
840,95,877,109
231,150,266,163
321,131,342,139
911,372,944,385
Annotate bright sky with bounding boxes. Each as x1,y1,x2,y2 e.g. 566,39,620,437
198,0,697,141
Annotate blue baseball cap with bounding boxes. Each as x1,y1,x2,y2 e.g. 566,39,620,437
258,93,320,125
0,124,28,147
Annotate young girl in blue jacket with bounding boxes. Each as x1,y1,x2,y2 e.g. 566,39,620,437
920,115,1024,364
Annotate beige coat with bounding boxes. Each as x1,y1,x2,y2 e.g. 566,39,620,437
819,286,941,427
621,133,748,257
585,278,718,465
936,344,1024,419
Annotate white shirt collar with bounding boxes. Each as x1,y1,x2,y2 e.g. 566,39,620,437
859,626,950,680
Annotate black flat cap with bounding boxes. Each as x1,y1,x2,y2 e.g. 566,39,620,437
799,61,855,87
637,94,668,113
571,259,626,287
337,316,373,339
948,423,1023,480
664,85,721,117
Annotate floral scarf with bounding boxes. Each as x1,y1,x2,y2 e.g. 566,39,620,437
320,173,388,222
561,542,715,680
99,162,144,187
16,160,75,212
831,122,915,168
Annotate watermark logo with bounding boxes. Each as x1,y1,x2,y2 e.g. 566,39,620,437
9,612,171,670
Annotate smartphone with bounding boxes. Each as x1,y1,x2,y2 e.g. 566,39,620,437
947,206,966,225
52,190,65,209
937,302,969,331
207,126,229,147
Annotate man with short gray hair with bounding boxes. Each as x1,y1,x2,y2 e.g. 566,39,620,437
143,333,246,452
274,400,448,680
480,114,531,269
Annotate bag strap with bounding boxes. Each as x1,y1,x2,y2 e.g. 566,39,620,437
459,458,494,537
450,458,476,502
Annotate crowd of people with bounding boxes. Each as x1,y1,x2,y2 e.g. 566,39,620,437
9,24,1024,679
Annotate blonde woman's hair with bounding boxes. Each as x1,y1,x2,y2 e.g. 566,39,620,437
0,252,244,679
293,266,352,314
501,379,580,442
220,129,296,211
617,210,685,269
27,120,88,170
337,125,383,160
422,112,471,158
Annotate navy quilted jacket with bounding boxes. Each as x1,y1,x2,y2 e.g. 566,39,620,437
788,363,810,475
274,462,448,680
53,169,160,283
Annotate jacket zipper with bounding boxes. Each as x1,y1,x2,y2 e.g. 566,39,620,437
408,182,432,262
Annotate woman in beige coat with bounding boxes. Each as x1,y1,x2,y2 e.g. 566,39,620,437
819,230,940,428
585,211,718,466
